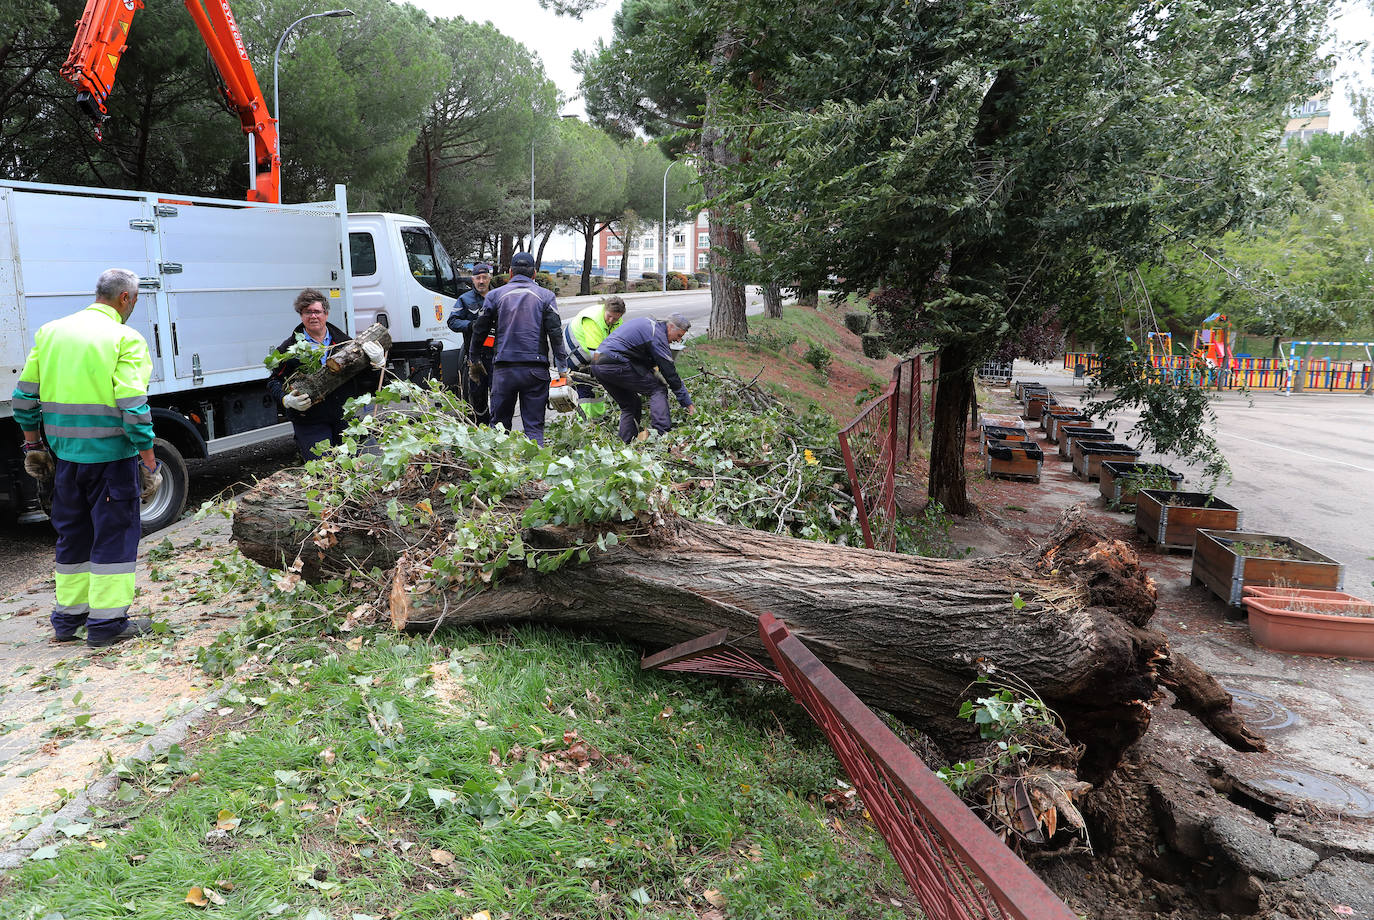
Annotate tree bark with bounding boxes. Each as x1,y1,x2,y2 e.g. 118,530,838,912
233,476,1259,785
797,286,819,308
579,217,596,295
701,33,749,341
928,340,974,515
282,323,392,408
763,283,783,319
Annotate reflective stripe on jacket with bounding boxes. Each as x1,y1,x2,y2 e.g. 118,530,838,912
13,303,154,463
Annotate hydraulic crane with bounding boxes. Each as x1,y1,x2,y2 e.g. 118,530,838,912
60,0,281,203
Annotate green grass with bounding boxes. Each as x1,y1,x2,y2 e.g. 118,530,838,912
1,627,915,920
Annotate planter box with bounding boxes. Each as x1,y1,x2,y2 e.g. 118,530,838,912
978,415,1026,451
1058,426,1114,460
1014,381,1043,400
1136,490,1241,551
1041,404,1081,432
1192,529,1345,608
1099,462,1184,510
1072,441,1140,480
981,425,1028,450
1046,413,1091,443
985,439,1043,482
1241,594,1374,661
1023,392,1055,420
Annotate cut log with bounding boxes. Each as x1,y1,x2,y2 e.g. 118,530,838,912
233,475,1260,784
285,322,392,409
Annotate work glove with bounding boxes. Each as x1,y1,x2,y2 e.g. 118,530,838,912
283,392,313,411
467,362,487,384
23,447,55,483
362,340,386,370
139,460,162,501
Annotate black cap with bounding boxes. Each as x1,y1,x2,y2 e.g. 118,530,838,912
511,252,535,271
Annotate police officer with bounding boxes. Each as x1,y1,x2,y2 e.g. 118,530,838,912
447,261,493,424
12,269,159,648
591,312,696,443
470,253,567,445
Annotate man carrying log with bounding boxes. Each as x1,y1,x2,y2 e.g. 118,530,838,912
267,289,386,461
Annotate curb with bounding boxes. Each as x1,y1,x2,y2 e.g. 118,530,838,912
0,685,228,870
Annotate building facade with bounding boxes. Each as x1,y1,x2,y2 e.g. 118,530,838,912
598,212,711,276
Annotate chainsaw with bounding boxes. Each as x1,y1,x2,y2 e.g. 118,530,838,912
549,375,580,414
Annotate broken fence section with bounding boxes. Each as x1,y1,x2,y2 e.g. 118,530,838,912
643,614,1078,920
839,352,937,551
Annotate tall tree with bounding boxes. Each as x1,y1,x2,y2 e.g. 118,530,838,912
710,0,1333,513
556,118,629,294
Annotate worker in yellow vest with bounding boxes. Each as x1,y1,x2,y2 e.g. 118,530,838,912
12,269,160,648
563,296,626,418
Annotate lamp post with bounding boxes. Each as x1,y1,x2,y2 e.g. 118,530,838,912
661,159,684,293
273,9,354,201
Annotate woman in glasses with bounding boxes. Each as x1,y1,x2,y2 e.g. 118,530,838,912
266,289,371,461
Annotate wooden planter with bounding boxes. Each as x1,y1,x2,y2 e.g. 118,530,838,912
1057,426,1113,460
1099,462,1184,510
1023,392,1055,420
981,425,1028,449
1136,490,1241,551
1046,413,1091,443
1240,592,1374,660
1014,381,1042,400
985,439,1043,482
1041,405,1081,432
1072,442,1140,481
1192,529,1345,608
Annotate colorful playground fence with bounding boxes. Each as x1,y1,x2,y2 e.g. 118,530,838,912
1063,353,1373,393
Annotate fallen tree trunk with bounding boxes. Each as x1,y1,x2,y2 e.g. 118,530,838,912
234,474,1258,784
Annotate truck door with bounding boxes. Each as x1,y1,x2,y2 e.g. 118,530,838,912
1,187,162,384
156,202,345,382
398,224,458,344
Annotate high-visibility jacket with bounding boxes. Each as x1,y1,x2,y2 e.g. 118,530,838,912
11,302,155,463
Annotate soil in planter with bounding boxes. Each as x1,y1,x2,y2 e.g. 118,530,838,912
1228,539,1303,561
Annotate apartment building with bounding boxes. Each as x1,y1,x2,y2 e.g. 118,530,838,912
598,212,712,275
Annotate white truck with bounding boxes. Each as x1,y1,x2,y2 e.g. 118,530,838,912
1,179,466,531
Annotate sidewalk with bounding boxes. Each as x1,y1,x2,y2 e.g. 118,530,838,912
0,511,237,865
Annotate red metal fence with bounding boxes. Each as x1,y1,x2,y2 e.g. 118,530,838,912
839,352,937,550
643,615,1078,920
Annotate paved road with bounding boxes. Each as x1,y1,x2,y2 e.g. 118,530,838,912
1015,360,1374,598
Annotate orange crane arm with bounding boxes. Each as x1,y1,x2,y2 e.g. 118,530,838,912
60,0,281,203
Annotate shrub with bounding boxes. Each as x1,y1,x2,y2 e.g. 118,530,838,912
608,280,626,294
686,277,699,289
633,279,659,292
843,311,871,335
534,271,554,290
803,341,833,375
667,271,689,291
492,273,510,288
694,271,710,284
861,332,887,359
641,271,662,282
745,327,799,354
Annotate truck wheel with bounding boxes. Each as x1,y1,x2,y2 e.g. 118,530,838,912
141,438,189,534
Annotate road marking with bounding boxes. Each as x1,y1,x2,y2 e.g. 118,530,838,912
1220,430,1374,473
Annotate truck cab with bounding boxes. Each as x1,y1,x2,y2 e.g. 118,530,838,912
348,213,467,388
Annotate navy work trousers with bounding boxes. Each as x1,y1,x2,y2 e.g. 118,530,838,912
592,360,672,443
50,457,141,642
292,419,347,461
490,362,551,445
461,346,492,425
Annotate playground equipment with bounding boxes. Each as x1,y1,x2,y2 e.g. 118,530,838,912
1189,313,1235,386
1282,341,1374,397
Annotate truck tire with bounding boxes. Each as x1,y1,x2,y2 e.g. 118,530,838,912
141,438,189,534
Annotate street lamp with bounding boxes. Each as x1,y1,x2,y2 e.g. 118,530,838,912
273,9,354,201
662,159,686,293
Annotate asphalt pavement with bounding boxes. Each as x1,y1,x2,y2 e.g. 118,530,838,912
1014,360,1374,598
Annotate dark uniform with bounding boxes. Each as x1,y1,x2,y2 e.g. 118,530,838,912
591,316,693,443
471,272,567,445
267,322,373,460
447,286,491,424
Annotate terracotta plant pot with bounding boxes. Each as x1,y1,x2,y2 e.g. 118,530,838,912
1058,426,1114,460
985,439,1043,482
1241,594,1374,661
1136,490,1241,551
1243,586,1368,602
1071,441,1140,481
1099,462,1184,510
1192,529,1345,608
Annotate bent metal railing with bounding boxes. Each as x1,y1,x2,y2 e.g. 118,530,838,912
642,615,1077,920
839,352,937,551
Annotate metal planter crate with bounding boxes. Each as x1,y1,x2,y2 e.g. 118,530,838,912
1071,442,1139,481
1046,413,1092,443
1058,426,1114,460
1099,462,1184,510
985,439,1043,482
1135,490,1241,550
1192,529,1344,608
